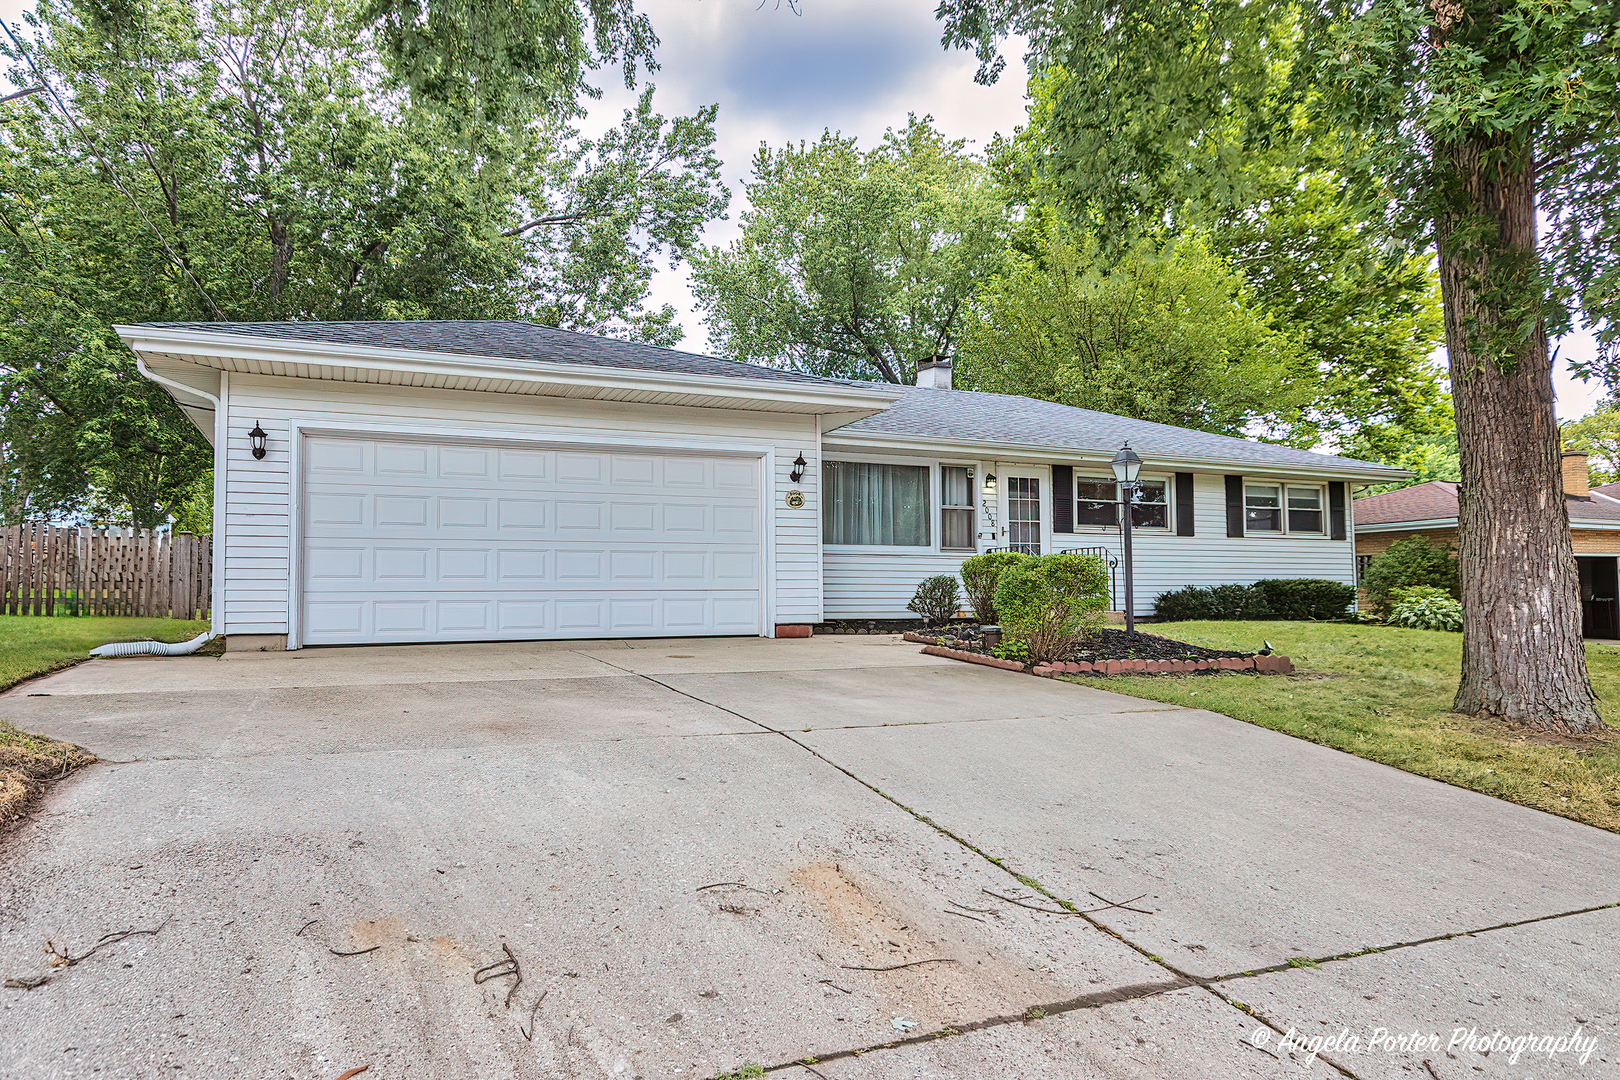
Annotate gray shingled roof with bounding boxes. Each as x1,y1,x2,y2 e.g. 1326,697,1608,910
828,385,1400,475
141,320,1401,475
142,320,836,386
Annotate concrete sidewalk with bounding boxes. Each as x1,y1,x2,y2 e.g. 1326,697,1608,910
1,635,1616,1079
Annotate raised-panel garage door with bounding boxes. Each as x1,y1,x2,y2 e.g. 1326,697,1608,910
300,436,763,645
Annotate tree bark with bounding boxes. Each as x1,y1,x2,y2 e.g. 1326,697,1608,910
1437,137,1603,732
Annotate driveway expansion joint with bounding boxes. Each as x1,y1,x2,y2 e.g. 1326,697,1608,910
600,657,1374,1079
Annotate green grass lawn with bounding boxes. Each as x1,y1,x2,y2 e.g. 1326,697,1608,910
1072,621,1620,832
0,615,210,692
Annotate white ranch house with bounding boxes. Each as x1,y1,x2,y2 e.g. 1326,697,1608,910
121,321,1401,650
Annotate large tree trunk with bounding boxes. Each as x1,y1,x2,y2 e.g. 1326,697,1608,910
1438,138,1603,733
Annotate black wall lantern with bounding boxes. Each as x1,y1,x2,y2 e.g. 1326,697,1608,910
249,422,268,460
789,452,807,484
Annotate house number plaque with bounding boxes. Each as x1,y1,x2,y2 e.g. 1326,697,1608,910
785,490,805,509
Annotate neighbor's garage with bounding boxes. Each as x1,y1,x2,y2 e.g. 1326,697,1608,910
298,435,763,645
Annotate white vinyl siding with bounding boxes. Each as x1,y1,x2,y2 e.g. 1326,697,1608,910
825,470,1354,619
221,375,820,640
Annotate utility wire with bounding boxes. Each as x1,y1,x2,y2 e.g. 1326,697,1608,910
0,17,225,319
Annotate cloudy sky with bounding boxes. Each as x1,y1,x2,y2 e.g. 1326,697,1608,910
0,0,1606,417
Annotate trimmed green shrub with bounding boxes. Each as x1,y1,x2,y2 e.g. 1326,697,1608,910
1362,536,1459,617
959,551,1034,623
1387,585,1464,631
1254,579,1357,621
993,552,1109,662
907,574,962,626
1153,583,1272,622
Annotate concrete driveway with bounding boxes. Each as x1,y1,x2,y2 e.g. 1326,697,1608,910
1,635,1616,1080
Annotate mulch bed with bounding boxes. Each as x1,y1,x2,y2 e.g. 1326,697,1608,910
904,626,1294,677
1070,629,1251,663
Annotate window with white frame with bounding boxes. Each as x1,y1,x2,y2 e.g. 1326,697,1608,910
1245,483,1283,532
1132,478,1170,529
1287,485,1325,533
1075,476,1116,526
1244,481,1327,535
941,465,975,551
824,461,930,546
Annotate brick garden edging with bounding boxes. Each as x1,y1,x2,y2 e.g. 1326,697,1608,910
1031,654,1294,678
911,634,1296,678
918,644,1029,671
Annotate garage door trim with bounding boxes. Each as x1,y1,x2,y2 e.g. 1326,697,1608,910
285,420,777,649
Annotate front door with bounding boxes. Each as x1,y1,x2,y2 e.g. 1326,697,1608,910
1003,470,1043,554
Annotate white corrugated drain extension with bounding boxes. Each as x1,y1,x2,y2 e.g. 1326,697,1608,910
89,632,213,658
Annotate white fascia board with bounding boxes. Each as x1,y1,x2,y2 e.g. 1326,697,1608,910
114,325,901,417
822,431,1409,483
1353,517,1459,533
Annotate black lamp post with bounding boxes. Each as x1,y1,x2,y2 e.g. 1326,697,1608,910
1111,443,1143,634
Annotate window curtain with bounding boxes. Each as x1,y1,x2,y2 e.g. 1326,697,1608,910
824,462,930,545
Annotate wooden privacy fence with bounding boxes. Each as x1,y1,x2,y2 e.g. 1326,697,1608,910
1,523,211,619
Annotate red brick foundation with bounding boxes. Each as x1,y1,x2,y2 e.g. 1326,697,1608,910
773,624,813,638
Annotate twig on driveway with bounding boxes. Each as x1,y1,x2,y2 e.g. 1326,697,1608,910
1241,1038,1280,1060
473,943,522,1007
519,989,548,1041
1086,891,1154,915
841,958,958,972
295,919,318,937
982,889,1078,915
329,945,380,957
943,909,986,923
696,881,779,895
797,1063,830,1079
47,914,172,967
818,978,853,994
946,899,998,915
982,887,1155,917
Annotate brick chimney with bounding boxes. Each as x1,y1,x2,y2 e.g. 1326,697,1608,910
1563,451,1590,499
915,355,952,389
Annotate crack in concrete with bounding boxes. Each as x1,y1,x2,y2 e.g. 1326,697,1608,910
595,659,1371,1078
585,660,1620,1079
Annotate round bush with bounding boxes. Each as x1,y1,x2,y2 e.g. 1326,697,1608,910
907,574,963,626
1362,537,1459,617
1387,585,1463,631
993,552,1109,662
959,551,1034,623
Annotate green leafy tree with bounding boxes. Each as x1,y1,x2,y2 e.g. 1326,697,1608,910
0,0,726,528
1561,403,1620,485
958,224,1309,437
984,62,1448,457
937,0,1618,733
691,115,1011,383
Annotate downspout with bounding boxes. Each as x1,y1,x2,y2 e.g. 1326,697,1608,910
134,356,225,640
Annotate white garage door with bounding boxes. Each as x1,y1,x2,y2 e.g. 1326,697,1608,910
299,436,763,645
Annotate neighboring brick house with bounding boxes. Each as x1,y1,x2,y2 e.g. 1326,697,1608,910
1354,452,1620,637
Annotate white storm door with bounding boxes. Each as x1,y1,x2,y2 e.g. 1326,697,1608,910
1002,469,1045,555
299,435,763,644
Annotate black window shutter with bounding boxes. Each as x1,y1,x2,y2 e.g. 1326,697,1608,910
1175,473,1195,536
1225,475,1245,537
1329,481,1347,540
1052,464,1073,533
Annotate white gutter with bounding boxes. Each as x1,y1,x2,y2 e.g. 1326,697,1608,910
115,325,902,416
134,355,224,640
823,430,1409,484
